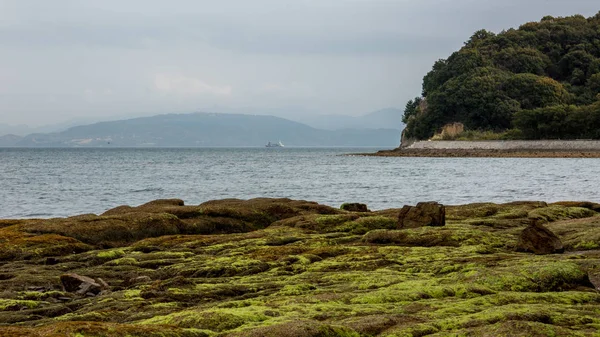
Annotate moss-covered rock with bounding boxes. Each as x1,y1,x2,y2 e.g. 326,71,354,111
528,206,597,223
1,198,600,336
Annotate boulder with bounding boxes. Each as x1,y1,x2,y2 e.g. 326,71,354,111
341,203,370,212
516,220,564,254
60,273,102,296
398,202,445,228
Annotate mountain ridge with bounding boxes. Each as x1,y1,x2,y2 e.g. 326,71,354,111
10,112,401,147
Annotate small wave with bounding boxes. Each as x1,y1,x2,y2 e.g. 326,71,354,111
129,187,165,193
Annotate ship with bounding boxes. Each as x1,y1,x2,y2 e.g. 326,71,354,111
265,141,284,148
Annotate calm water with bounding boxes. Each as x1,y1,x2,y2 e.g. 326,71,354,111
1,147,599,219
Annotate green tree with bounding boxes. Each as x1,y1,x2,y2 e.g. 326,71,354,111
558,50,596,80
422,49,489,96
587,73,600,94
402,97,422,124
502,73,571,109
493,47,551,75
513,105,576,139
426,67,516,131
402,13,600,140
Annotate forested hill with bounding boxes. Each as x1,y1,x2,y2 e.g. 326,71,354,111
403,13,600,140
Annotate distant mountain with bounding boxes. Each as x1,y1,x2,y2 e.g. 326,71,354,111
0,123,34,137
0,115,152,137
286,108,405,131
15,112,400,147
0,134,22,147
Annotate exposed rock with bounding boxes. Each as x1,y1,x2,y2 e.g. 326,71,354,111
129,276,152,284
432,122,464,140
4,197,600,336
398,202,445,228
140,199,185,208
516,220,564,254
341,203,370,212
589,272,600,291
101,205,134,216
96,278,110,290
552,201,600,212
45,257,59,265
400,129,416,148
60,273,102,296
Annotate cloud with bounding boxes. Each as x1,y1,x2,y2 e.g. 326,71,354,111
257,82,315,98
1,0,600,126
154,73,232,96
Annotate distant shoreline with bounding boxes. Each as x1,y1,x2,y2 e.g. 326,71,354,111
361,148,600,158
357,140,600,158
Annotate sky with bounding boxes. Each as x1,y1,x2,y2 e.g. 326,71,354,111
0,0,599,127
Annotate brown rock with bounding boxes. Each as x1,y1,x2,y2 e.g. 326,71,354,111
45,257,59,265
341,203,370,212
398,202,445,228
96,278,110,290
589,272,600,291
140,199,185,207
130,276,152,284
60,273,102,295
516,221,564,254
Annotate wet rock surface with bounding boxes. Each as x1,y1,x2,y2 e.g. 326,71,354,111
516,221,564,254
340,203,370,212
0,198,599,336
398,201,446,228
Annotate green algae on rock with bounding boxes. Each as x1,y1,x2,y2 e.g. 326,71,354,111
0,198,599,336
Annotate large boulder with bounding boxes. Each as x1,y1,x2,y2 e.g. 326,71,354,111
341,203,370,212
398,202,445,228
516,221,564,254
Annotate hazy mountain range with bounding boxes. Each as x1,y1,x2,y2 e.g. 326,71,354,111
0,118,109,137
204,107,404,131
287,108,404,130
1,111,403,147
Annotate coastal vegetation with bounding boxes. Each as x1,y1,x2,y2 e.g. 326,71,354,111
1,198,600,336
402,12,600,140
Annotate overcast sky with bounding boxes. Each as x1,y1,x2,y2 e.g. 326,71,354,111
0,0,598,126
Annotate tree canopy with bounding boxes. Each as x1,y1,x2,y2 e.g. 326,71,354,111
403,12,600,140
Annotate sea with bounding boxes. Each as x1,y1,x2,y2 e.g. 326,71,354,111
1,147,600,219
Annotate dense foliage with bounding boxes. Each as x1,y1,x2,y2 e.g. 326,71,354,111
403,13,600,140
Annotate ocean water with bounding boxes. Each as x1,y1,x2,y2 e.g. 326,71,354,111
1,147,600,219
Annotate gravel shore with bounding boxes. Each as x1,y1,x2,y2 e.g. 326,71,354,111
359,140,600,158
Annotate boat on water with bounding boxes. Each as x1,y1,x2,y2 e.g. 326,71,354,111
265,141,284,148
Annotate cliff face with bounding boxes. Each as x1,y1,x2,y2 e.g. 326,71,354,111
399,129,416,148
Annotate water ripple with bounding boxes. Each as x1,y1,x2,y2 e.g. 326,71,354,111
1,147,600,218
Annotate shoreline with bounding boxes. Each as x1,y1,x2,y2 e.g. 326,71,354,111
356,140,600,158
361,148,600,158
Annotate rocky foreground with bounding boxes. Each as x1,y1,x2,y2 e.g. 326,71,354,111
1,198,600,336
